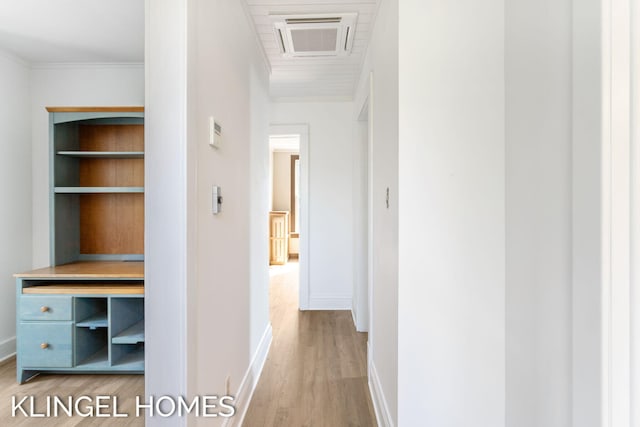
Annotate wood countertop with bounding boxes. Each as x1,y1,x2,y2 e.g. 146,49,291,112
14,261,144,279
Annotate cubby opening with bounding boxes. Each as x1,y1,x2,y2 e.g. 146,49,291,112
110,298,144,369
111,343,144,368
75,328,109,368
75,297,107,327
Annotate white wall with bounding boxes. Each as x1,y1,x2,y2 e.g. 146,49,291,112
505,1,573,426
397,1,505,426
145,0,190,424
270,101,354,310
353,0,398,422
187,0,271,425
0,50,31,361
30,63,144,267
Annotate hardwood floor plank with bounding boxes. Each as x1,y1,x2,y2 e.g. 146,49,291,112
0,364,144,426
243,262,376,427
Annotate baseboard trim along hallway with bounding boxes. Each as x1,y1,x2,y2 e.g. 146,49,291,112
369,360,394,427
223,324,273,427
308,296,352,310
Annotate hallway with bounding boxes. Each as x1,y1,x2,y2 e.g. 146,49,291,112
244,262,376,426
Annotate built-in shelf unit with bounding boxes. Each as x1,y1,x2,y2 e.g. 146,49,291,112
14,107,145,383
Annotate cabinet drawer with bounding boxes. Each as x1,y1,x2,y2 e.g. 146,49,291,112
18,322,73,368
20,296,72,321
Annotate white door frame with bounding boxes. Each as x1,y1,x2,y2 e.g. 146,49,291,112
353,71,374,355
603,1,633,425
631,1,640,424
573,1,635,425
269,124,310,310
353,82,371,333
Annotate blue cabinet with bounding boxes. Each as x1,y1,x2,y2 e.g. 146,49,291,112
15,262,144,383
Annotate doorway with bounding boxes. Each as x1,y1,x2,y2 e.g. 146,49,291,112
353,97,371,332
268,125,309,310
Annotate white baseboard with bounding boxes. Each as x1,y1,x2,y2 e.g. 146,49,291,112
308,296,351,310
0,336,16,363
369,360,394,427
222,323,273,427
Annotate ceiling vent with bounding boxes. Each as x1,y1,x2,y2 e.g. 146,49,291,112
271,13,358,57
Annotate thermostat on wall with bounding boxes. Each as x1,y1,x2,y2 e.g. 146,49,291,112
209,116,222,148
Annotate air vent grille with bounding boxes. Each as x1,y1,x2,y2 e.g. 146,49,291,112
290,28,338,53
285,17,342,24
271,13,358,57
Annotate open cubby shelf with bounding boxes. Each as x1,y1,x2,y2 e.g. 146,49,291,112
76,313,108,329
112,320,144,344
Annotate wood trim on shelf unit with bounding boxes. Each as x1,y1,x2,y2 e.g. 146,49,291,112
14,261,144,278
22,284,144,295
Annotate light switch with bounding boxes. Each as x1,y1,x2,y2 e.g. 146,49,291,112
212,186,222,214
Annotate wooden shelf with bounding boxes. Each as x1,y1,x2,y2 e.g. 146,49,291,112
15,261,144,279
22,284,143,295
55,186,144,194
57,151,144,159
112,320,145,344
76,313,108,329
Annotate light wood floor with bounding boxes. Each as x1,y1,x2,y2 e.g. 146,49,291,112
243,261,377,427
0,359,144,426
0,261,375,426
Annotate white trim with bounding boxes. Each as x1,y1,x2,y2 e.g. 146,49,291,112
30,62,144,70
239,0,271,76
0,337,16,362
631,0,640,423
367,72,375,355
271,95,353,103
222,324,273,427
604,1,632,426
351,307,358,328
351,0,382,100
369,360,394,427
308,296,351,310
0,48,29,68
270,124,310,310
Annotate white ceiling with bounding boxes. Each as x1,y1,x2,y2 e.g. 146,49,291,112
0,1,144,63
0,1,376,100
244,0,380,100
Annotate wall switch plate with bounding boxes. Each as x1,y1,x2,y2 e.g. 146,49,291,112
209,116,222,148
212,185,222,214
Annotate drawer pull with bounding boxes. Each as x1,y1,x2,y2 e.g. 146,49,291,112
40,306,49,313
40,343,49,349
